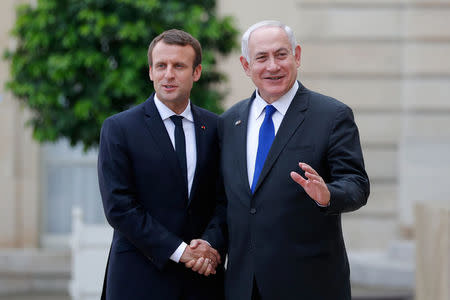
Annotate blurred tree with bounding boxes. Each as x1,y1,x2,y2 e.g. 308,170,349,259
4,0,238,150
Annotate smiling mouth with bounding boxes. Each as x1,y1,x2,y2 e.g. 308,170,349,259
264,76,284,80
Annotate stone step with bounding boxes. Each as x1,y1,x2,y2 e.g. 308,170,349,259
349,240,415,299
0,249,70,295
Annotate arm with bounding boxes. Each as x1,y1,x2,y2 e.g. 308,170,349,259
201,117,228,252
325,105,370,214
200,172,227,253
98,117,182,270
185,177,227,276
184,117,228,275
291,105,370,214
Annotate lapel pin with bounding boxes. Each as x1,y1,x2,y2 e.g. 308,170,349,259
235,120,242,126
201,125,206,130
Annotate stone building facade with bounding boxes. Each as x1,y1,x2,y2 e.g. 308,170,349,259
1,0,449,297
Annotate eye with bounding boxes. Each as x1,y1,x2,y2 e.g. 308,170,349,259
277,52,288,59
155,63,165,69
256,55,267,62
175,63,185,69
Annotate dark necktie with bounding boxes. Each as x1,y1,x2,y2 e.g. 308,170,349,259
170,115,188,188
251,105,276,193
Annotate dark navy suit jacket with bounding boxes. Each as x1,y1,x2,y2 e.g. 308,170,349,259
98,94,226,300
219,82,370,300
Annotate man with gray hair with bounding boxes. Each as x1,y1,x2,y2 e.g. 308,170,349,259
219,20,370,299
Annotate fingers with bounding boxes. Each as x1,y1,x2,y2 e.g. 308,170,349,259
291,162,323,186
186,257,216,276
198,258,210,275
183,241,220,276
185,259,196,269
299,162,319,176
210,248,221,265
205,262,216,276
205,251,219,268
304,172,322,183
290,171,306,187
189,242,221,265
191,257,205,272
210,255,219,269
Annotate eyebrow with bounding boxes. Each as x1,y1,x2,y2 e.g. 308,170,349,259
154,60,187,66
254,47,290,57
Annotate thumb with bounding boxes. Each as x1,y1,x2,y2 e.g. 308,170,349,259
190,239,200,248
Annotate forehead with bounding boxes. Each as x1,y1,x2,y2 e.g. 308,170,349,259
248,26,291,55
152,41,195,64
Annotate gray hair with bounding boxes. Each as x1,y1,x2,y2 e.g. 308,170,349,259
241,20,297,62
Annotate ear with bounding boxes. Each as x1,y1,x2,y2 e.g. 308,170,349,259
193,64,202,82
240,56,251,77
149,65,154,81
294,45,301,68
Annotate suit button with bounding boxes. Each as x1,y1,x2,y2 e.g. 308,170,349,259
250,208,256,214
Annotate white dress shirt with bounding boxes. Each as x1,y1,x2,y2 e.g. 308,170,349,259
247,81,299,186
154,95,197,263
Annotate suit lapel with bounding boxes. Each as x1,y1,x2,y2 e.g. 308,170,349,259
143,94,189,199
189,105,206,205
234,96,255,203
253,84,310,194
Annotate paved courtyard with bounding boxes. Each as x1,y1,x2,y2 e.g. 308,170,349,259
0,293,69,300
0,291,413,300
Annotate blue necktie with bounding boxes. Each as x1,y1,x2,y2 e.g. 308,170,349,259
251,105,276,193
170,115,188,188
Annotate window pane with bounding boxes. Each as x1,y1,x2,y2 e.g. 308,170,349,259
42,140,106,236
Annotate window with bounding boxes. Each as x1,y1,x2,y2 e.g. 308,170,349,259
41,140,106,248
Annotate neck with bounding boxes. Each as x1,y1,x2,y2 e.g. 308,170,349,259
161,99,189,115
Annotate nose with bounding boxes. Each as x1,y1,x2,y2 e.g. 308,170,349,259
164,66,175,79
266,57,280,72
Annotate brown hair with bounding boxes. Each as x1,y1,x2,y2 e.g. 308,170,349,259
147,29,202,69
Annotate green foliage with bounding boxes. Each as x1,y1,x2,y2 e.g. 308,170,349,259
4,0,238,150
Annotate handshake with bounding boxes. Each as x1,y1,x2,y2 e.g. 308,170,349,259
179,239,221,277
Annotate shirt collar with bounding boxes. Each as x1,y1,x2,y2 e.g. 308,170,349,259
154,95,194,122
253,81,299,119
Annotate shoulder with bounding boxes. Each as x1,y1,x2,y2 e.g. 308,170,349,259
220,97,252,120
306,88,352,115
192,105,219,122
103,101,146,127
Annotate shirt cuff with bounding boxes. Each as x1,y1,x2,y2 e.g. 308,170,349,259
315,200,330,207
169,242,187,263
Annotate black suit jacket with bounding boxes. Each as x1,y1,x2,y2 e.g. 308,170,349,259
98,94,226,300
219,82,370,300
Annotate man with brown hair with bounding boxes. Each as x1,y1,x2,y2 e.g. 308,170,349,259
98,29,226,299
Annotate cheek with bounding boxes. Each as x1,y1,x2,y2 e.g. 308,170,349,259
151,71,162,81
250,67,264,79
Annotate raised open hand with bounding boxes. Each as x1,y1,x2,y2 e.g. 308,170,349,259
290,162,330,206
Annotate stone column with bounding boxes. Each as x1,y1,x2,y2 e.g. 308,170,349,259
415,202,450,300
0,0,40,248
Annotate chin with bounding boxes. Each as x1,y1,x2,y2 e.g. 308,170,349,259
266,88,285,97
